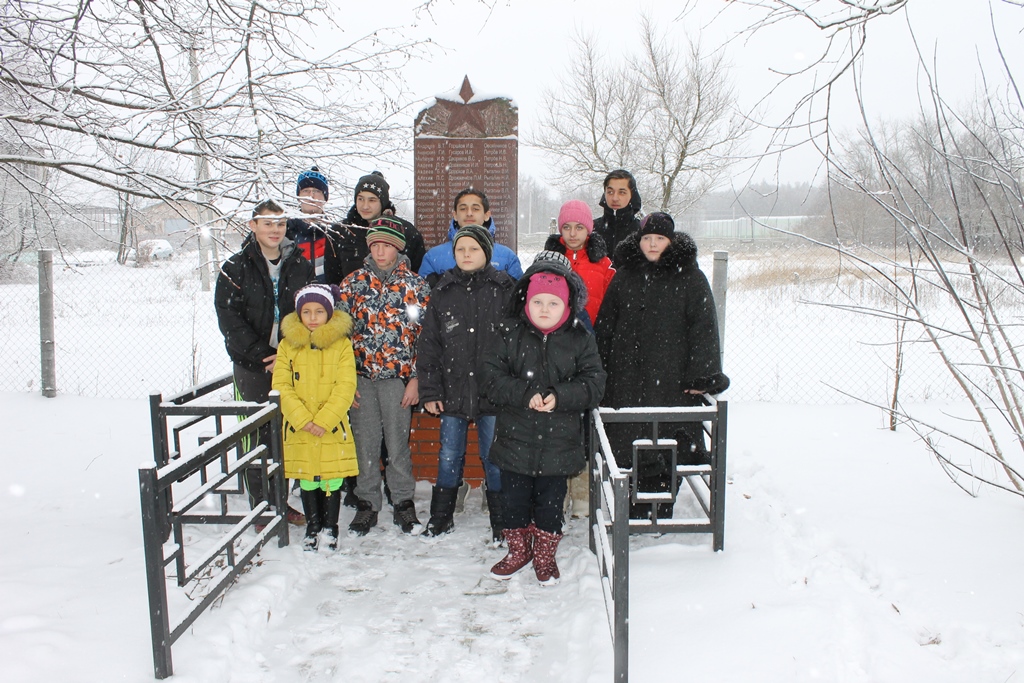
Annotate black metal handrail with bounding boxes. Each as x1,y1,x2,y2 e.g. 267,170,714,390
588,396,729,683
140,381,289,679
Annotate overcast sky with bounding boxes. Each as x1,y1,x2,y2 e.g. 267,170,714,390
333,0,1024,203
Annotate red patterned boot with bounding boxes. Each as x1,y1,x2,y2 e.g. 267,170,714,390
532,526,563,586
489,527,533,580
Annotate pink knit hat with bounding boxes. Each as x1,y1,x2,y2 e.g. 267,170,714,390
557,200,594,234
526,272,571,331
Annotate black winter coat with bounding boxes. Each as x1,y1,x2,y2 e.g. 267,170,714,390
215,235,314,372
595,231,729,409
481,260,607,478
323,206,426,284
593,173,643,266
418,265,516,420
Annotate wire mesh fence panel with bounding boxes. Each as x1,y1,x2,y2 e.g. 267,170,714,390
2,242,1013,405
0,248,230,399
711,244,1022,405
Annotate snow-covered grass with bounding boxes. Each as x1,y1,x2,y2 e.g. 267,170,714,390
2,392,1022,682
5,244,1011,404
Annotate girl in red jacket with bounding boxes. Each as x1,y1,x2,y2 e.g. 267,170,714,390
542,200,615,327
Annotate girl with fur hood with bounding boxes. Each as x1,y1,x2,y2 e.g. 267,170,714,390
272,284,359,551
594,212,729,518
481,254,606,585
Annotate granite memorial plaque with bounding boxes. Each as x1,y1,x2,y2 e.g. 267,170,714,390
414,77,518,250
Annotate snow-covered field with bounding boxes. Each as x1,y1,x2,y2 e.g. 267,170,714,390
0,246,989,404
2,392,1022,682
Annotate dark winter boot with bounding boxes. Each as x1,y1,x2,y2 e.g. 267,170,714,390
484,489,506,545
489,527,534,580
348,499,378,536
323,488,342,550
300,488,323,551
532,525,563,586
393,499,423,534
424,486,458,537
342,476,359,508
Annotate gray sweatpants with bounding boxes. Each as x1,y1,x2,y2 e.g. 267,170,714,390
349,376,416,511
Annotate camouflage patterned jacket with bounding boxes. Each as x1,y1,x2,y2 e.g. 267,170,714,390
337,254,430,381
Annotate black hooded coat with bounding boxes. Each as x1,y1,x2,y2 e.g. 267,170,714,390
592,172,643,265
594,231,729,466
481,260,607,478
417,264,516,420
214,235,314,372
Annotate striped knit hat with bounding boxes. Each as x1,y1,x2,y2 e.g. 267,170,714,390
365,218,406,250
452,224,493,264
294,284,340,320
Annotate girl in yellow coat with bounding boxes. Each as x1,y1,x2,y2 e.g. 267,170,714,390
273,284,358,551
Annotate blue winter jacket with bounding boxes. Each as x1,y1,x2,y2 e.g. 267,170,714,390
419,219,523,281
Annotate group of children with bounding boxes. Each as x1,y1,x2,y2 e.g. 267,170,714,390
216,166,727,585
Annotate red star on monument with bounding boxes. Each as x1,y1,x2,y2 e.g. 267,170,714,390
437,76,491,136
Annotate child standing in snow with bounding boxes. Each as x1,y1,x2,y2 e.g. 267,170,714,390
272,284,359,551
481,256,606,585
418,224,516,541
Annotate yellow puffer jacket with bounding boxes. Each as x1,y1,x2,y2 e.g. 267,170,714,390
272,310,359,481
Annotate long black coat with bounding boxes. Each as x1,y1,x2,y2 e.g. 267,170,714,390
214,235,314,372
417,265,515,420
481,260,607,478
594,231,728,468
595,231,729,408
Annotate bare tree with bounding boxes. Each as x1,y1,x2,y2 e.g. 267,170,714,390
737,0,1024,496
532,16,750,215
0,0,426,263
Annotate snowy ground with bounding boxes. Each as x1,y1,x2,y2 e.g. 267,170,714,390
2,393,1022,682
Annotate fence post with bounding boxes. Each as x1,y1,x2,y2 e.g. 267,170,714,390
139,465,173,678
613,474,630,682
38,249,56,397
712,250,729,367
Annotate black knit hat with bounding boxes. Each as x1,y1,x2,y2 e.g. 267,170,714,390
296,166,329,201
639,212,675,237
354,171,390,208
452,224,493,265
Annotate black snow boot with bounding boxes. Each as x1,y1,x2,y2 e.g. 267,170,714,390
300,488,323,551
348,499,378,536
484,489,506,545
393,499,422,534
423,486,458,537
342,476,359,508
323,488,342,550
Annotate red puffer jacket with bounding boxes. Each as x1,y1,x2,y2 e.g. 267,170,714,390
543,234,615,325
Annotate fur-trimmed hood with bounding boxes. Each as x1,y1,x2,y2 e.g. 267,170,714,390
543,232,609,263
279,309,353,350
612,230,699,272
506,259,589,329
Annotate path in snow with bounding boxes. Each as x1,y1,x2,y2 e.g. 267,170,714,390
171,483,613,682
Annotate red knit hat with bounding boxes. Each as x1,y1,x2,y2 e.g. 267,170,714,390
526,272,571,331
557,199,594,234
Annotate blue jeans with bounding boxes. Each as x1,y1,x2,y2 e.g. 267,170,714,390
436,415,500,491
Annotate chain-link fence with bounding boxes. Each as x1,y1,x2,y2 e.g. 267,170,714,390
0,240,989,405
2,247,230,399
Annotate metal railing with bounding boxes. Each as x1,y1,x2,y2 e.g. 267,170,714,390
588,397,728,683
139,376,289,679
